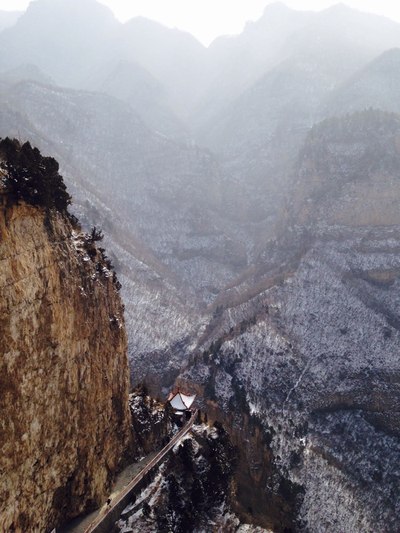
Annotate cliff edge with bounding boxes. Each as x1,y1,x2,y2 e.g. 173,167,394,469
0,140,131,532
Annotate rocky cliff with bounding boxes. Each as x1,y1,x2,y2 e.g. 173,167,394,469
0,167,131,531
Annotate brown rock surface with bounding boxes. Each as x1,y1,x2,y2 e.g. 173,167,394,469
0,202,131,532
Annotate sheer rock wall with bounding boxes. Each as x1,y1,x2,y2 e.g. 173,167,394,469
0,202,131,532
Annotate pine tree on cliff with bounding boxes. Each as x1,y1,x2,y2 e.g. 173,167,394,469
0,137,71,212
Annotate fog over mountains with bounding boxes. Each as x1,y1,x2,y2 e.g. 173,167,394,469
1,1,400,530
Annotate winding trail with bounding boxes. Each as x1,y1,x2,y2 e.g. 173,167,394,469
83,409,198,533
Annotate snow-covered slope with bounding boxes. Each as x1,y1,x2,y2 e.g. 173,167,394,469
181,111,400,531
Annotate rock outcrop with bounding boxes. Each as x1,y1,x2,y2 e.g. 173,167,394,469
0,186,131,530
129,389,173,457
115,420,240,533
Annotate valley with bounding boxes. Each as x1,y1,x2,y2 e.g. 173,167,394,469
1,1,400,531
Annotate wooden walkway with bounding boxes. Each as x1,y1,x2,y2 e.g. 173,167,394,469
84,410,198,533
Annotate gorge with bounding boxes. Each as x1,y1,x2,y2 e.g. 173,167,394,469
0,1,400,532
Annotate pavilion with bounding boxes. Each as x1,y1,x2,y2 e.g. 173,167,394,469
167,390,196,415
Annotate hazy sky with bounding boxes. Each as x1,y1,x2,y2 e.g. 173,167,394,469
2,0,400,45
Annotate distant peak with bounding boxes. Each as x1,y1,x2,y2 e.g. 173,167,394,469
25,0,116,16
127,15,158,24
320,2,399,23
123,16,206,47
125,16,168,29
379,47,400,56
322,2,357,15
369,47,400,67
263,2,292,14
327,2,348,9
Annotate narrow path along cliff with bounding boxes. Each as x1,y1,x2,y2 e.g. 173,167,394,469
85,410,198,533
60,453,158,533
62,411,198,533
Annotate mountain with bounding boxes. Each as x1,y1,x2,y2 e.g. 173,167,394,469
0,63,54,85
93,59,188,140
181,110,400,531
194,2,314,125
190,4,400,259
291,109,400,226
325,48,400,116
2,0,400,391
0,0,119,87
197,4,400,148
1,2,400,530
0,10,21,32
0,0,206,135
284,3,400,76
2,1,400,131
116,17,207,118
193,3,400,132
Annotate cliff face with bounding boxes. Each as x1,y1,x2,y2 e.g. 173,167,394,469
0,202,131,532
292,110,400,227
129,390,172,457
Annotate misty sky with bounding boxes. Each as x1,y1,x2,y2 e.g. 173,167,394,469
2,0,400,45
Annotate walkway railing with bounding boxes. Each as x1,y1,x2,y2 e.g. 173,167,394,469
84,410,198,533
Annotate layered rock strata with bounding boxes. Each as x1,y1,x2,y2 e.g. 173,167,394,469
0,201,131,532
